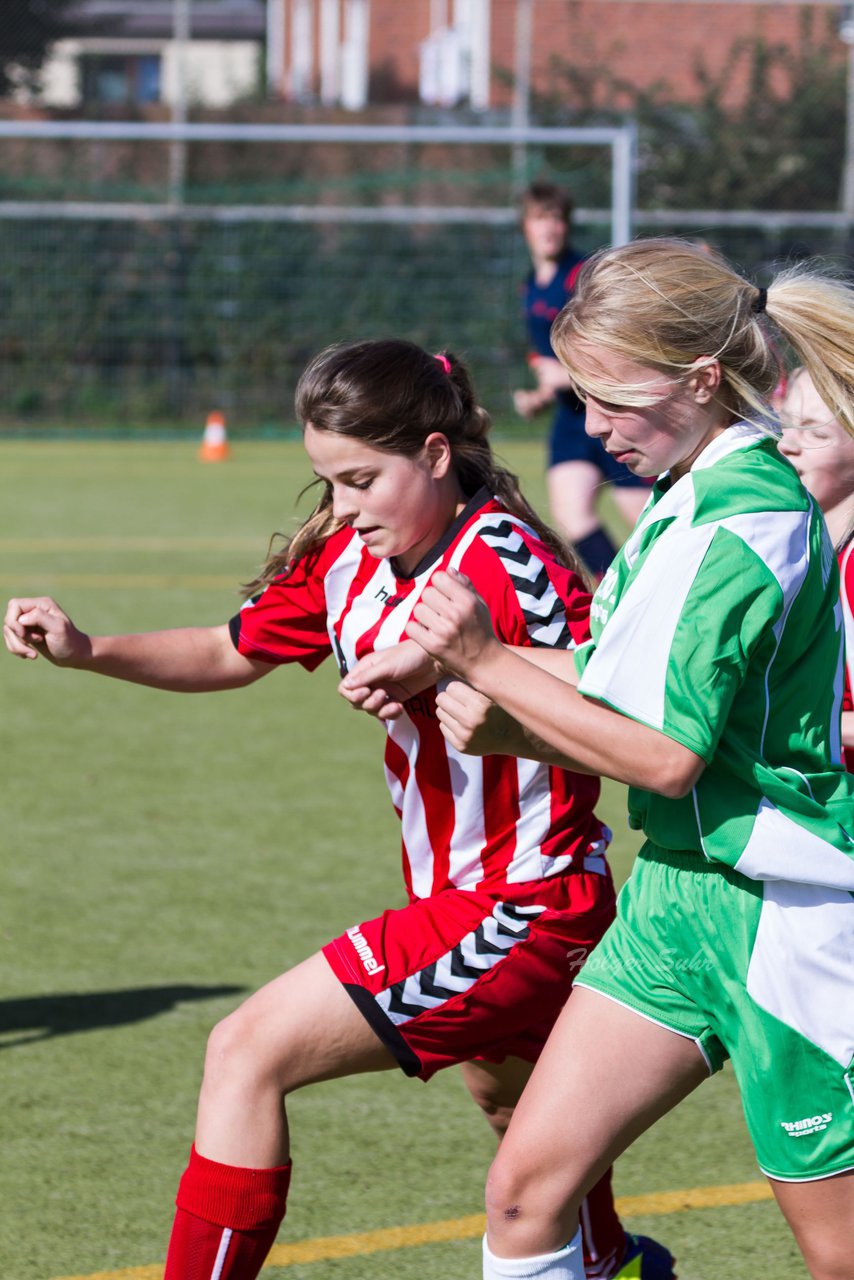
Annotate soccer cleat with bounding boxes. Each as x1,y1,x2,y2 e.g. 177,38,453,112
612,1232,677,1280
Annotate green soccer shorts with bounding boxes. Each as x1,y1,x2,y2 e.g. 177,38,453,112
576,843,854,1181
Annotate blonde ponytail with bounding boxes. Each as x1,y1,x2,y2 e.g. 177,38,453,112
762,267,854,437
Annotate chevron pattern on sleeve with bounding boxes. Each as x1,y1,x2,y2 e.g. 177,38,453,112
477,517,573,648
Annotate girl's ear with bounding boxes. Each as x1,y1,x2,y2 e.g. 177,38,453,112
424,432,453,477
689,357,723,404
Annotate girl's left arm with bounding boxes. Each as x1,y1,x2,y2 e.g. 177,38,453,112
407,570,705,797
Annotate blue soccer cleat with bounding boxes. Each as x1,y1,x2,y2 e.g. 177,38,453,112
612,1232,677,1280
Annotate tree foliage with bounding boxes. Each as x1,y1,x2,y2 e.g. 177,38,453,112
532,8,847,211
0,0,73,98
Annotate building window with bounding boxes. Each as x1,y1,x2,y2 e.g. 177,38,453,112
419,0,490,109
80,54,162,106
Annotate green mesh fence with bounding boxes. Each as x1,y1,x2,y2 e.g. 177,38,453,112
0,130,625,433
0,125,846,435
0,216,537,431
0,209,843,435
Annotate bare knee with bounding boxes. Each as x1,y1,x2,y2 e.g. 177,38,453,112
202,1005,283,1098
485,1145,581,1257
486,1146,536,1217
487,1141,571,1210
800,1247,854,1280
772,1171,854,1280
792,1228,854,1280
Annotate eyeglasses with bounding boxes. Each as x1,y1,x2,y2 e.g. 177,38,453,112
778,420,841,450
783,414,850,450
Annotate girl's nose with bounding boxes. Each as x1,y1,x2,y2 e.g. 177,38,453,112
331,488,357,522
584,405,607,439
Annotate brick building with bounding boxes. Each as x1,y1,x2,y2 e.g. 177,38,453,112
268,0,846,112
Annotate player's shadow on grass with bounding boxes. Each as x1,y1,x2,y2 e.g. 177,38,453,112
0,984,245,1049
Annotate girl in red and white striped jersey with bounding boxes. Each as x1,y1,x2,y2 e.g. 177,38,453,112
4,339,672,1280
779,367,854,769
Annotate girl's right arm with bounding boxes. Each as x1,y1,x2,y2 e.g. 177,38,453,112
4,596,270,692
340,639,578,723
406,571,705,798
339,640,441,720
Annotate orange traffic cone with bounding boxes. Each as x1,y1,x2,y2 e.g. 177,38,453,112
199,411,231,462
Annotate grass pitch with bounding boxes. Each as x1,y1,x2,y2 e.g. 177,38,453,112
0,440,805,1279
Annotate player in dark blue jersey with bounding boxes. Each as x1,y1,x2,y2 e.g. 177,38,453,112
513,182,649,576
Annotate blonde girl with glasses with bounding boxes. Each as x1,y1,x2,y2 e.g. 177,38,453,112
779,367,854,770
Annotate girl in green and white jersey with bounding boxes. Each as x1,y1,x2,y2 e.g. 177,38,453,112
394,239,854,1280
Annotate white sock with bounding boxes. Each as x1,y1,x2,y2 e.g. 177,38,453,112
483,1228,585,1279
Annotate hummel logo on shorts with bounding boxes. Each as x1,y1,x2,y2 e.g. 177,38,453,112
346,926,385,976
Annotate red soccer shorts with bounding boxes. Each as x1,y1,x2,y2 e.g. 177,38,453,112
322,865,615,1080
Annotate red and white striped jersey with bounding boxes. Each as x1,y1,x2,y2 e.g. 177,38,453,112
839,539,854,772
229,489,608,899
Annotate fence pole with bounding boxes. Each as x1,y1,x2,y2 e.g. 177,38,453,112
611,121,636,246
843,17,854,223
169,0,190,205
511,0,533,192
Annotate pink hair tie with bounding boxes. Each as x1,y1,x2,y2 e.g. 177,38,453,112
434,353,451,375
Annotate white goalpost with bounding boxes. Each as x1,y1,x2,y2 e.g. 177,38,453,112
0,120,637,244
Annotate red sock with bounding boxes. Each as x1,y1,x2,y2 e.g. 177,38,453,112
163,1145,292,1280
579,1166,626,1280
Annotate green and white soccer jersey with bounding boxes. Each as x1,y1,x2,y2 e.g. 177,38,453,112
576,421,854,891
573,423,854,1180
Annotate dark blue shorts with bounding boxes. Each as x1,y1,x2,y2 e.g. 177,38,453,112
549,401,648,488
